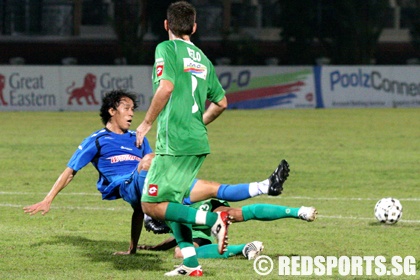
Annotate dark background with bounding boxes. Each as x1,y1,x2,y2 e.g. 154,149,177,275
0,0,419,66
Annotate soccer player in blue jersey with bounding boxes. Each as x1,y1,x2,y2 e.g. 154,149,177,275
23,90,152,253
23,89,292,256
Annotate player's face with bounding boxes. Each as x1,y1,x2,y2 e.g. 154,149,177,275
112,97,135,133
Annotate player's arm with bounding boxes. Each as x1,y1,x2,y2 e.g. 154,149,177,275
203,96,227,125
23,167,77,216
114,206,145,255
136,80,174,147
137,237,178,251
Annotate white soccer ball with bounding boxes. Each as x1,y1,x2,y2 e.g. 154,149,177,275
374,197,403,224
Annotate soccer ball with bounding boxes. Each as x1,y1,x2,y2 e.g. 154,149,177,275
374,197,403,224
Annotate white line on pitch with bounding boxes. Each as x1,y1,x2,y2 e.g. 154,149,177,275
0,191,100,196
2,203,130,212
319,215,420,223
4,203,419,223
1,192,419,201
278,196,420,201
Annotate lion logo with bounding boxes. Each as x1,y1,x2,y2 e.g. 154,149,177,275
0,74,8,106
67,73,99,105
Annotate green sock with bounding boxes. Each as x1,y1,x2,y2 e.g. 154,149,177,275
169,222,199,268
196,244,246,259
242,204,300,221
165,202,217,227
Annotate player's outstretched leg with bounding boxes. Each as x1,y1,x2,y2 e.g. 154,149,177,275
164,264,203,276
211,211,232,254
241,204,318,222
242,241,264,260
298,206,318,222
268,159,290,196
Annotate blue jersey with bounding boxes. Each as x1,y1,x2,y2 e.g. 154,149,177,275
67,128,153,200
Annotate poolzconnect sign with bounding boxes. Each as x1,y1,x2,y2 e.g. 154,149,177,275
329,69,420,96
315,66,420,108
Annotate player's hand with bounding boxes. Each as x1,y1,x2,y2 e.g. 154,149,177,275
135,121,152,147
137,245,154,250
23,201,51,216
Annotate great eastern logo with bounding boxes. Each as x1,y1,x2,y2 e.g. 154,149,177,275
0,74,8,106
66,73,99,105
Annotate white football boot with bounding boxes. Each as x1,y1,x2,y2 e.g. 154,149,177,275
164,264,203,276
298,206,318,222
242,241,264,260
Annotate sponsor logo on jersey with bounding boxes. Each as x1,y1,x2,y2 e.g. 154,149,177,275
108,154,141,163
183,58,207,80
120,146,133,151
156,58,164,77
148,184,158,196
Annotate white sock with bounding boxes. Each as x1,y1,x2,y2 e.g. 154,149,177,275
195,210,207,225
181,247,197,259
248,179,269,197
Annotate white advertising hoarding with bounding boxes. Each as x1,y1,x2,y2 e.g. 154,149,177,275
0,66,154,111
61,66,153,111
0,66,62,111
1,65,419,111
216,66,316,109
317,66,420,108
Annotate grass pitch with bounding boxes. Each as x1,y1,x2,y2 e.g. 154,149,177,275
0,108,419,279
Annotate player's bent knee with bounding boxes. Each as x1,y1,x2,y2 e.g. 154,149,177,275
141,201,167,221
138,153,155,171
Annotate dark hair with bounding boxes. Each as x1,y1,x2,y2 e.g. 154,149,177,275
167,1,196,37
99,89,138,125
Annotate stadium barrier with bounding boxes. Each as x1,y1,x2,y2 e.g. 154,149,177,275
0,65,418,111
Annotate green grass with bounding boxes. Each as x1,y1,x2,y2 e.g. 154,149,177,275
0,108,419,279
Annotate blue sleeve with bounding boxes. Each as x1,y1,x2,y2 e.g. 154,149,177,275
67,137,99,171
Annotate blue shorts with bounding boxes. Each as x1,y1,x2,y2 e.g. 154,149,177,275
119,169,199,208
119,169,147,209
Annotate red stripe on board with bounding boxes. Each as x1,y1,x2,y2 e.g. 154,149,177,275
226,81,305,103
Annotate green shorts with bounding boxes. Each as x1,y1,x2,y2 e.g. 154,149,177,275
141,154,206,203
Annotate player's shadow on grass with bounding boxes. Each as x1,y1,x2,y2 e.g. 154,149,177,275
30,235,166,272
368,221,412,227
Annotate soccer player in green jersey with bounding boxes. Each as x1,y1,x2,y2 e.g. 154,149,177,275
139,199,317,260
135,1,229,276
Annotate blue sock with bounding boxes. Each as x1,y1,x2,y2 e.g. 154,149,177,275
216,183,251,201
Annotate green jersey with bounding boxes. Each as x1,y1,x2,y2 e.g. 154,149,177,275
152,39,225,156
